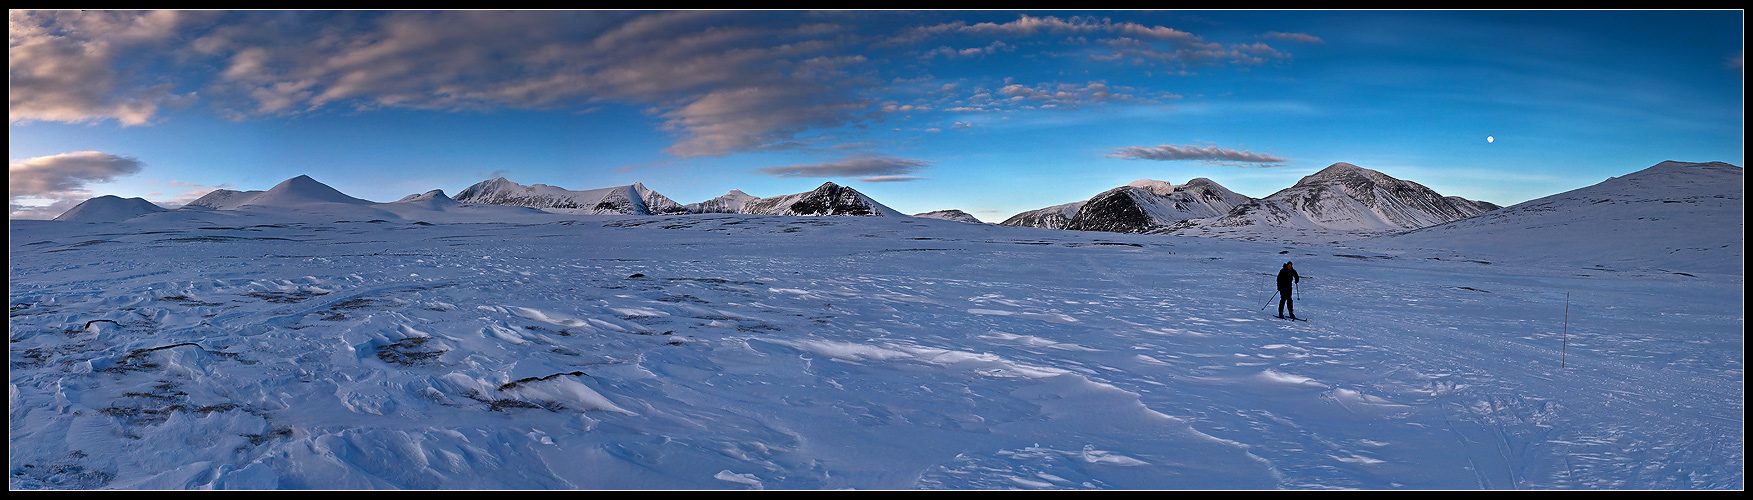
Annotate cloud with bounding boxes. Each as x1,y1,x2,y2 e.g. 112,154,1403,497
8,10,202,125
1108,144,1287,166
755,155,930,179
897,15,1289,68
1261,32,1325,44
856,175,926,183
9,151,146,218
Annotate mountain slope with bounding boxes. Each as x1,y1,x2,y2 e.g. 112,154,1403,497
1363,160,1743,274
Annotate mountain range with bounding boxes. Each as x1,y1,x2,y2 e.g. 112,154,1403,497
1002,162,1500,242
46,161,1740,261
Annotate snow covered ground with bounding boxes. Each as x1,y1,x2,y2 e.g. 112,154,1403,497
9,207,1743,489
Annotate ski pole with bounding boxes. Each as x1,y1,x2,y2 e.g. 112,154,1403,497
1260,290,1278,310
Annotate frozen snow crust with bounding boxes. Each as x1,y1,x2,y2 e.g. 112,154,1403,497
11,208,1743,490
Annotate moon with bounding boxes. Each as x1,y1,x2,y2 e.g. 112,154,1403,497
1487,136,1494,143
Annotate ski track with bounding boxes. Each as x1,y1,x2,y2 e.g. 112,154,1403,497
8,214,1743,490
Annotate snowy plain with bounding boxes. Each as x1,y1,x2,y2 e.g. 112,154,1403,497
8,170,1744,490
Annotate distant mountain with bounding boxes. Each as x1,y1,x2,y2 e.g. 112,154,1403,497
53,195,167,222
685,189,759,214
1365,160,1743,274
453,177,687,215
183,175,375,210
1001,178,1250,233
914,210,985,224
1061,178,1252,233
1167,163,1498,241
184,188,264,210
391,189,462,210
739,182,905,217
1198,163,1494,231
1000,201,1084,230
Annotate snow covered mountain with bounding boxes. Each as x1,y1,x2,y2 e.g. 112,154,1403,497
1362,160,1743,275
738,182,905,217
183,188,265,210
1061,179,1253,233
182,175,377,212
1001,178,1251,233
453,177,688,216
51,195,167,222
913,210,985,223
684,189,759,214
999,201,1085,230
1170,162,1498,241
392,189,462,210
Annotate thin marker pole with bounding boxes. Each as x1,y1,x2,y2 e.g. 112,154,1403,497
1562,293,1569,369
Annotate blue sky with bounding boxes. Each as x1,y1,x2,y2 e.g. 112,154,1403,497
9,10,1745,221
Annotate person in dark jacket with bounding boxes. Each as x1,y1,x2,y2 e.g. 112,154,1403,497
1276,261,1300,319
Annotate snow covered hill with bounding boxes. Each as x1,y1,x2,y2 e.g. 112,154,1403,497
453,177,688,216
9,206,1742,490
1360,160,1744,276
52,195,167,223
738,182,905,217
1170,163,1498,242
914,210,985,224
684,190,760,214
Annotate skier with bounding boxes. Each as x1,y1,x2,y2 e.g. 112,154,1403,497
1276,261,1300,320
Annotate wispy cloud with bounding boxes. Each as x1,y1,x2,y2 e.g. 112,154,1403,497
755,155,930,180
8,151,146,218
1109,144,1287,166
1260,31,1325,44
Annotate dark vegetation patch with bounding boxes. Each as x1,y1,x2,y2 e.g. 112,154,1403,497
319,297,383,321
245,290,330,304
157,295,226,307
100,343,242,374
12,450,115,489
244,427,296,445
497,371,587,391
375,337,447,366
666,277,764,286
